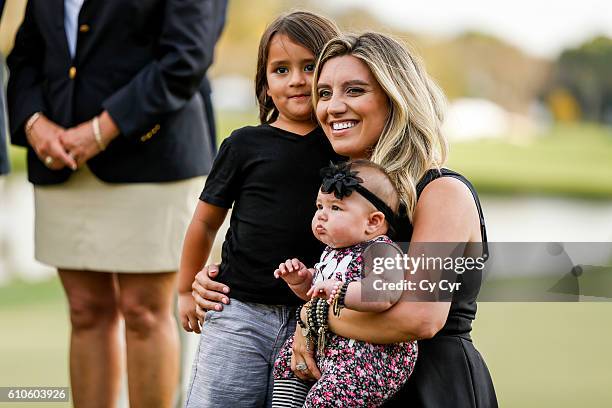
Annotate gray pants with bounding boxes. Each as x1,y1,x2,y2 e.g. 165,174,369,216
185,298,296,408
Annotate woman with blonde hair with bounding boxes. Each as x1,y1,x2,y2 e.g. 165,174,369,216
194,31,498,407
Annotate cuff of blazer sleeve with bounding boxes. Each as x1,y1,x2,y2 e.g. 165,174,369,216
102,87,153,143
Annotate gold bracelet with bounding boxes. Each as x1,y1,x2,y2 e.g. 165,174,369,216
92,116,106,151
24,112,42,137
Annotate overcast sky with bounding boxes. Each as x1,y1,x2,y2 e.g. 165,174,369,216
321,0,612,58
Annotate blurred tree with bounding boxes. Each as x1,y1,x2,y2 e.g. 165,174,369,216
547,88,581,122
427,32,552,113
209,0,325,79
552,36,612,123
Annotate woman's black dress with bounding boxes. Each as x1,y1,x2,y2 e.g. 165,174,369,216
383,169,498,408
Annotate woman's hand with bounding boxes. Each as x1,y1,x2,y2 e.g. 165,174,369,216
61,120,103,168
291,321,321,381
61,111,120,168
178,291,201,334
27,115,76,171
192,264,230,324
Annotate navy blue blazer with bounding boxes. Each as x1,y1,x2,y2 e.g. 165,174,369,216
7,0,224,185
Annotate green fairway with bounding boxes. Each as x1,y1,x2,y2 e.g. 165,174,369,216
0,279,70,408
1,279,611,407
447,123,612,199
472,303,612,407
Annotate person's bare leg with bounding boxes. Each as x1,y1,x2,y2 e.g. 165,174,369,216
58,269,121,408
118,272,179,408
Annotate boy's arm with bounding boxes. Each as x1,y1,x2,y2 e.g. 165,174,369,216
178,201,228,332
178,201,228,292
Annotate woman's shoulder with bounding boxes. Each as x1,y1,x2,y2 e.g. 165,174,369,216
416,168,479,213
413,168,484,242
417,168,475,197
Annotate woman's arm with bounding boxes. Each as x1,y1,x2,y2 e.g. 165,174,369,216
6,0,46,147
178,201,228,333
102,0,217,140
324,177,481,343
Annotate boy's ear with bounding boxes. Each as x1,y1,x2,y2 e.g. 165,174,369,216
365,211,385,234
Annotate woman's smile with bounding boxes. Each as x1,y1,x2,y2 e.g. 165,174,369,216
316,55,389,159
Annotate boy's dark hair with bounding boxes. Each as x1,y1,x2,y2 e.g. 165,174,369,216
254,11,340,124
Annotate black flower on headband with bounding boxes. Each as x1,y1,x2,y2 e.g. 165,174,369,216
320,161,363,199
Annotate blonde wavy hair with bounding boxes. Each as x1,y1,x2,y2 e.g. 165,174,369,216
312,32,448,222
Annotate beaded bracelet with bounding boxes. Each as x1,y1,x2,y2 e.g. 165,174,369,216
295,304,308,335
329,281,342,316
307,300,320,342
314,297,330,355
331,281,350,316
306,299,317,337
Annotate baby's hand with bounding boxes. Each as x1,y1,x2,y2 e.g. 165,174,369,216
274,258,313,286
307,279,341,301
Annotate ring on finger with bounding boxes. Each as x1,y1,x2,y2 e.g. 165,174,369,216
296,362,308,371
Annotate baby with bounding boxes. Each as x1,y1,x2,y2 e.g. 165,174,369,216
272,160,418,408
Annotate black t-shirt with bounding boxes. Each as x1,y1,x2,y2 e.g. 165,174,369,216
200,124,341,305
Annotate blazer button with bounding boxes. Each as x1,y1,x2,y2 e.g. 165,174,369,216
69,66,77,79
79,24,90,33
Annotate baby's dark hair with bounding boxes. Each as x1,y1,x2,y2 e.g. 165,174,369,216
254,11,340,124
348,159,400,215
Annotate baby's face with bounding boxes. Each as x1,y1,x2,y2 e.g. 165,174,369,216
312,190,374,249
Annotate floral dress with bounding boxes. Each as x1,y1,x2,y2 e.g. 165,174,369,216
273,236,418,408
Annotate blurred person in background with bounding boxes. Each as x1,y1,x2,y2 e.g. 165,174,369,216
199,0,228,154
0,0,9,177
7,0,223,407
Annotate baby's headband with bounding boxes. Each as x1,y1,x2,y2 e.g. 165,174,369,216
320,161,397,235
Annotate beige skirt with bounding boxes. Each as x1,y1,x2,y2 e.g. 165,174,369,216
34,166,205,273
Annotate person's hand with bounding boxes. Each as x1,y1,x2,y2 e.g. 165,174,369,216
178,291,201,334
60,120,103,168
274,258,313,286
27,115,76,171
307,278,340,301
291,319,321,381
192,264,230,324
60,112,120,168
